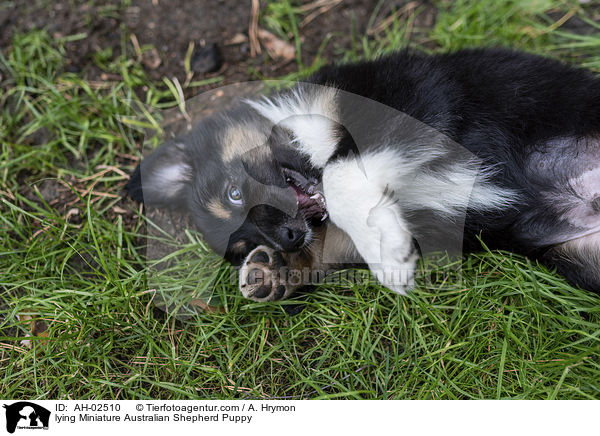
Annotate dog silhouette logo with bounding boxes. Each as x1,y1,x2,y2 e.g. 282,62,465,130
3,402,50,434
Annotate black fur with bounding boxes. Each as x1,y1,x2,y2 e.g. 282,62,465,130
306,48,600,291
128,48,600,293
308,48,600,251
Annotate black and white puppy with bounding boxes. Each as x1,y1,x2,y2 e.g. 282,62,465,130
128,48,600,301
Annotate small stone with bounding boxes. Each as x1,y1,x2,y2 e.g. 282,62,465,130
142,46,161,70
257,28,295,61
191,42,223,73
225,33,248,45
65,64,81,73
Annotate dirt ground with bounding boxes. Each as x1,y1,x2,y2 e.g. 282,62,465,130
0,0,434,87
0,0,438,212
0,0,436,293
0,0,426,222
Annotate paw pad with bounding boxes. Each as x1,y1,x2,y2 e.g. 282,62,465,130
239,246,291,302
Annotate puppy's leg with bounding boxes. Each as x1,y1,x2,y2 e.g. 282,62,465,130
322,158,418,294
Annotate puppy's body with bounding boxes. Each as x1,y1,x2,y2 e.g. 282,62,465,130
129,48,600,299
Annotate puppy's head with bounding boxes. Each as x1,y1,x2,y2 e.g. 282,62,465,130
128,104,327,265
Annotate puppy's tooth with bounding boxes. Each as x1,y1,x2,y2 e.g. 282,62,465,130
310,192,327,208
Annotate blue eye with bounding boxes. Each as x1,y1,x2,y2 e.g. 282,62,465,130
227,185,243,205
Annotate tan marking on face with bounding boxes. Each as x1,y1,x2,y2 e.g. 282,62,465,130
207,198,232,220
222,125,269,162
231,240,247,253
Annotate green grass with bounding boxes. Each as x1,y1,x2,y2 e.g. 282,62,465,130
1,0,600,399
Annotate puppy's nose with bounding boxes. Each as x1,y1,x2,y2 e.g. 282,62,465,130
278,225,306,251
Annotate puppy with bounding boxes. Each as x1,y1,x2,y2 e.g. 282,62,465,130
128,48,600,300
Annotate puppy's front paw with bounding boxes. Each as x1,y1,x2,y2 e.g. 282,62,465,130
373,250,419,294
363,189,419,294
239,246,296,302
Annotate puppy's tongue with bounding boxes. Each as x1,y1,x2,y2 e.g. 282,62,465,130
283,167,328,220
290,184,327,220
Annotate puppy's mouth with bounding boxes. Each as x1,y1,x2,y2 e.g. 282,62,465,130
283,168,328,221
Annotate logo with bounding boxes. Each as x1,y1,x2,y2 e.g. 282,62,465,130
3,402,50,434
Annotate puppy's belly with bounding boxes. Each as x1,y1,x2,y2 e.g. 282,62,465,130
524,136,600,245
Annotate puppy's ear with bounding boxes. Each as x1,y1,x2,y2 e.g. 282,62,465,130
126,141,192,208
